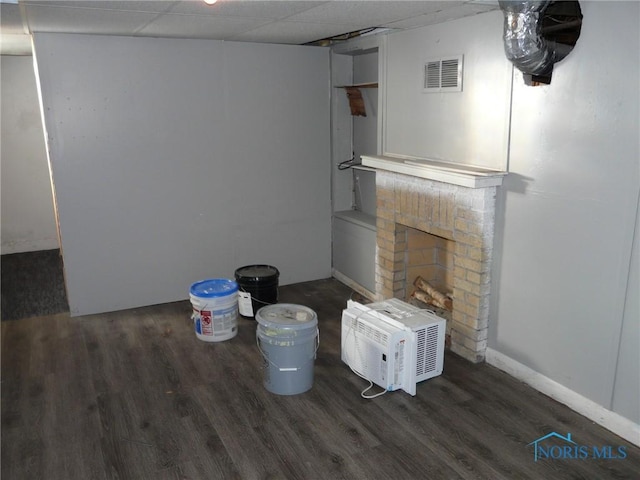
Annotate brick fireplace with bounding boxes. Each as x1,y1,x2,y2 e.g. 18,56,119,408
362,155,506,363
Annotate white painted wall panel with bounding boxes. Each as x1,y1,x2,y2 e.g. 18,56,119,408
333,213,376,293
1,56,58,254
33,33,330,316
352,52,378,216
353,51,378,166
612,192,640,424
330,51,354,213
490,2,639,409
384,11,511,169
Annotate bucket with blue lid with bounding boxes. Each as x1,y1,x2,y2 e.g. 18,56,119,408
189,278,239,342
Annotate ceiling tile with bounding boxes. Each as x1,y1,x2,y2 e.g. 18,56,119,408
168,0,327,18
138,13,272,39
283,1,462,27
22,1,177,14
3,0,505,52
23,4,162,34
230,21,364,45
384,3,498,29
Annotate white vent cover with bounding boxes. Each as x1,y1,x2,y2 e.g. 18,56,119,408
423,55,463,93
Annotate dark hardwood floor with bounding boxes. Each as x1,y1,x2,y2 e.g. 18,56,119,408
2,278,639,479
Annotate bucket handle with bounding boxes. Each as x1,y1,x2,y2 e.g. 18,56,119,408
256,328,320,372
239,286,278,306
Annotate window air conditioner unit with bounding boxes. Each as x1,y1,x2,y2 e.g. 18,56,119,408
341,298,446,396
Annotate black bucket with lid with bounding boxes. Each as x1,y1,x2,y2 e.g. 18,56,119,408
234,265,279,318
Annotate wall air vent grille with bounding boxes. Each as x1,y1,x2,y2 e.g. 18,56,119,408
423,55,463,93
425,61,441,89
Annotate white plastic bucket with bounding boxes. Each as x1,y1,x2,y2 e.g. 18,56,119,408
189,278,238,342
256,303,318,395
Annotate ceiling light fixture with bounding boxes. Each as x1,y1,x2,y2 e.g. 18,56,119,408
203,0,218,5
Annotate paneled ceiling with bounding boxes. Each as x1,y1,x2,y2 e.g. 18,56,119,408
1,0,499,55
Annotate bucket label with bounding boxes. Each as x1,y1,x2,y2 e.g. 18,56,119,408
193,305,238,337
200,310,213,336
238,291,253,317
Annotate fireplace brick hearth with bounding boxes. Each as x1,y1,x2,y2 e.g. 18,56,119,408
374,170,498,363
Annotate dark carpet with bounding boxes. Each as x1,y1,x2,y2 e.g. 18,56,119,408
1,249,69,321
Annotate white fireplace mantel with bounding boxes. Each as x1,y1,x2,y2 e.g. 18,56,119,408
361,154,507,188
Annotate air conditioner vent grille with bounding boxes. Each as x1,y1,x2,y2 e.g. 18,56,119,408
355,319,388,347
424,325,440,373
416,328,426,376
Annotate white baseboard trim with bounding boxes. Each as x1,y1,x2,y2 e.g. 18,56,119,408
331,269,376,301
485,347,640,447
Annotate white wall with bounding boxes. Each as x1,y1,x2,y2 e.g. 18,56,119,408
330,36,381,215
353,51,378,166
330,45,379,295
330,51,355,213
1,55,58,254
384,11,512,170
613,193,639,423
33,33,331,316
353,52,378,216
377,3,638,428
490,2,639,422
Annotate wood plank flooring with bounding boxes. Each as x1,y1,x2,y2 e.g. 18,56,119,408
2,278,639,479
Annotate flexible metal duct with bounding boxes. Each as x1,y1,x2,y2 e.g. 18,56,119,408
499,0,555,77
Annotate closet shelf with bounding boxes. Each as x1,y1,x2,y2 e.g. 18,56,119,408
335,83,378,116
335,82,378,89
